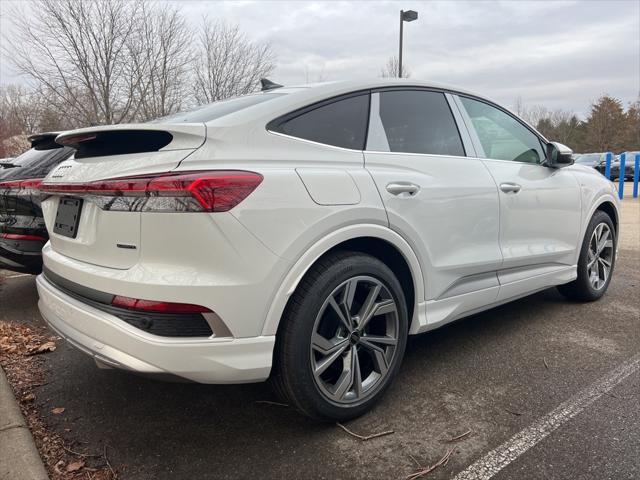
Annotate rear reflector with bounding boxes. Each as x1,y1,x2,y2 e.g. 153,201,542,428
0,233,47,242
39,171,263,212
111,295,212,314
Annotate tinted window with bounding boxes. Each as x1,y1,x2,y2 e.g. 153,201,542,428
575,154,601,164
272,94,369,150
460,97,545,163
370,90,465,156
154,93,285,123
0,147,73,181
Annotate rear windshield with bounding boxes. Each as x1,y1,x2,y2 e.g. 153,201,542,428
0,146,73,181
154,93,285,124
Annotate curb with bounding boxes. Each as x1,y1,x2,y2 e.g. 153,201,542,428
0,367,49,480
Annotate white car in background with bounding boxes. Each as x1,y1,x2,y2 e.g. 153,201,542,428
36,79,620,421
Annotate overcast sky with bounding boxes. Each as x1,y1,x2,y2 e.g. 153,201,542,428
1,0,638,117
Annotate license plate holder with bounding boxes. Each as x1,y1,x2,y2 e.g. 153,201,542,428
54,197,83,239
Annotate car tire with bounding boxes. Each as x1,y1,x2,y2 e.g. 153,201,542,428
270,251,408,421
557,210,616,302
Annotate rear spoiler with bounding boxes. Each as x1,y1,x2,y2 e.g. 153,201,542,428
27,132,65,151
55,123,206,159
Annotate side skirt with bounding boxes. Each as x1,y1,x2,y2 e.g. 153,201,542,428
410,264,577,334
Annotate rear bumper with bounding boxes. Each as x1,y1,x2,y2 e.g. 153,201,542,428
37,274,275,383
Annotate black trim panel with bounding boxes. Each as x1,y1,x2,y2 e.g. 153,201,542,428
43,266,114,304
42,267,213,337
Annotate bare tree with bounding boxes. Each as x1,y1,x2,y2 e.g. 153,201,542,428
131,2,193,121
0,85,42,135
380,56,410,79
512,95,531,119
193,19,276,104
1,135,31,158
4,0,145,126
521,105,551,128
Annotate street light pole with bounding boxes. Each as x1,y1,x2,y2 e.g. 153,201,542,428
399,10,404,78
398,9,418,78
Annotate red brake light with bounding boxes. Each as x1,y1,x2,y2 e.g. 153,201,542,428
39,171,262,212
0,233,47,242
57,133,97,146
19,179,43,189
0,180,23,189
0,178,43,191
111,295,211,314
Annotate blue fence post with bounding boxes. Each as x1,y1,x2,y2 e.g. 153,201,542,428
634,153,639,199
618,153,626,200
604,152,612,180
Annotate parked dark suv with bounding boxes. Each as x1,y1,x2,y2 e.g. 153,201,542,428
573,152,634,181
616,152,638,181
0,133,74,273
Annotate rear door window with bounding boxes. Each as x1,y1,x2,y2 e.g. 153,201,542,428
269,94,370,150
368,90,465,156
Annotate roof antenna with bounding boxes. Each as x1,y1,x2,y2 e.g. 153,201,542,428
260,78,283,91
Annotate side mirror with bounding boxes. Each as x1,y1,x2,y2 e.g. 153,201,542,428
546,142,574,168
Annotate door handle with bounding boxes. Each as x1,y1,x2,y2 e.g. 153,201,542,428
386,182,420,196
500,182,521,194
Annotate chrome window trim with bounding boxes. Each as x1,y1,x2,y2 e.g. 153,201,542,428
268,129,480,162
266,130,366,154
365,149,481,162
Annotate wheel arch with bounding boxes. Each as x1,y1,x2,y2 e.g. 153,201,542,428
261,224,425,336
595,200,619,235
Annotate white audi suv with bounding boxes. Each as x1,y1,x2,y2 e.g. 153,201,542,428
36,79,620,421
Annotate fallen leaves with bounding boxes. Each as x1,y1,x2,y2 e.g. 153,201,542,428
29,341,57,355
65,460,85,472
23,392,36,402
0,321,57,358
0,320,119,479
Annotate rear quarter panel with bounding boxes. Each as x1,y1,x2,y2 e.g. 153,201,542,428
175,130,389,261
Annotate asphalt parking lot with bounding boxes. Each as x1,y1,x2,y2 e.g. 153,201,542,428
1,197,638,480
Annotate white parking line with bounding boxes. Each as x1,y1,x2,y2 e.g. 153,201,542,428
453,353,640,480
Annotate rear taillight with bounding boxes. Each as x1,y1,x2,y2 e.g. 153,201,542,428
111,295,212,314
57,133,97,146
0,233,47,242
0,178,43,196
39,171,262,212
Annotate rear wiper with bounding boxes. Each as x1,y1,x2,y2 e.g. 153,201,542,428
0,163,20,169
